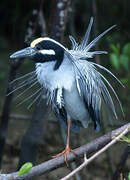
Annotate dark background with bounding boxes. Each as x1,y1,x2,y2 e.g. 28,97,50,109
0,0,130,179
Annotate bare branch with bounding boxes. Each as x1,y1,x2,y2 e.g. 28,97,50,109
0,123,129,180
61,126,129,180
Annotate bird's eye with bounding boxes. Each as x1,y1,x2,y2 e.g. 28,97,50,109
36,46,41,50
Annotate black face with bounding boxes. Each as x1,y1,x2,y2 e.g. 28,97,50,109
31,40,65,70
10,38,65,71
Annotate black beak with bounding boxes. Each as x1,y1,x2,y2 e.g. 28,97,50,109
10,47,36,59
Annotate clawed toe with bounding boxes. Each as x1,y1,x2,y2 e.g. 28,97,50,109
52,146,76,165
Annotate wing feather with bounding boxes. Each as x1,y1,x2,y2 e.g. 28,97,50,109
72,59,102,130
66,17,123,129
67,55,123,130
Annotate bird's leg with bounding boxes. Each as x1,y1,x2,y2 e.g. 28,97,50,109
66,118,71,149
52,118,76,165
64,118,76,163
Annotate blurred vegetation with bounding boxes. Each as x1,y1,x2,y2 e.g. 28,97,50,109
0,0,130,179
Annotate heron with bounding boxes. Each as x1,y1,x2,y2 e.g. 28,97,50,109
10,18,124,163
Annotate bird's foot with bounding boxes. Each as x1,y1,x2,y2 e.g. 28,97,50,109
52,145,76,166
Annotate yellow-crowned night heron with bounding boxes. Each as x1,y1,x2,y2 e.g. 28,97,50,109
10,18,123,163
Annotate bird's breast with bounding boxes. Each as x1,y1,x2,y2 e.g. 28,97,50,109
35,61,90,127
35,61,75,91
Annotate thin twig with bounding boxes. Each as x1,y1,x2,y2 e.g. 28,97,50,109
61,127,129,180
0,123,129,180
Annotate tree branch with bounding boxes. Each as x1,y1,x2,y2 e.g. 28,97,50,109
61,126,129,180
0,123,129,180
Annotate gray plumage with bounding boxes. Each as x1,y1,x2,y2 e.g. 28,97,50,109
10,18,124,132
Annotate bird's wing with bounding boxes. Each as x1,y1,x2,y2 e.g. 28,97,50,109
66,54,124,130
72,59,103,131
66,17,124,129
71,59,112,130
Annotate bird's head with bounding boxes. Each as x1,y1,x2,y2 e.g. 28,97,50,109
10,37,66,70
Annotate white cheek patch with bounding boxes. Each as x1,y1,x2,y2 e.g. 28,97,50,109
39,49,55,55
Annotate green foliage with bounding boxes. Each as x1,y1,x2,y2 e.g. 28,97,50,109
109,43,130,71
128,172,130,180
120,54,129,71
122,43,130,58
120,135,130,143
18,162,33,176
110,43,120,54
110,53,120,70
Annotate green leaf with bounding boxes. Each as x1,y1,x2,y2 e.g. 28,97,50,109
110,53,120,69
128,172,130,180
120,135,130,143
18,162,33,176
120,54,129,71
110,44,120,54
122,43,130,58
120,135,129,141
